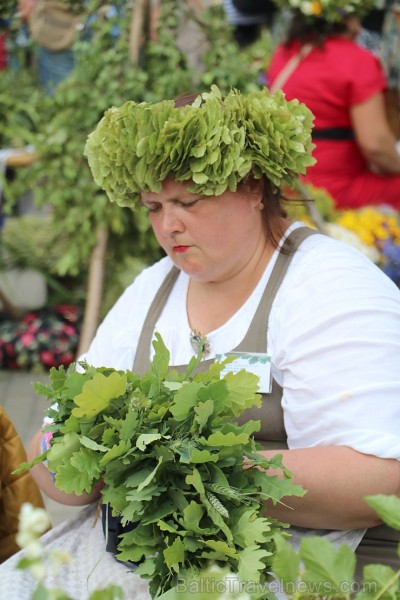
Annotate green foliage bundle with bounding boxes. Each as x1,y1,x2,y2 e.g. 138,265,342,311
0,0,18,21
0,214,86,306
3,0,274,279
0,69,41,149
195,3,271,92
1,214,70,273
3,1,163,276
272,494,400,600
21,334,304,598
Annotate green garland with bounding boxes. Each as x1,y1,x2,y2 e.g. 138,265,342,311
84,85,316,208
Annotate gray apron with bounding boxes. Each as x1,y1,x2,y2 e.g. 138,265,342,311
132,226,399,576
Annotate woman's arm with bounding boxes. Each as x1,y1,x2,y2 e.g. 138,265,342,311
261,445,400,530
27,430,102,506
351,92,400,174
18,0,36,19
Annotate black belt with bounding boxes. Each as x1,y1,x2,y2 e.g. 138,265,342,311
312,127,354,140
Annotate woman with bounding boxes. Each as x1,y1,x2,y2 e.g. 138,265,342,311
267,0,400,210
1,86,399,597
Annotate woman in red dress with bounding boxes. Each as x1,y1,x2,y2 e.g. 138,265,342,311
267,1,400,210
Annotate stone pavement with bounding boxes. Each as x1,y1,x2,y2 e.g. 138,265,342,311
0,369,82,526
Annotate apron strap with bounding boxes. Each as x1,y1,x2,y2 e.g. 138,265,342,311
132,265,180,376
234,226,317,353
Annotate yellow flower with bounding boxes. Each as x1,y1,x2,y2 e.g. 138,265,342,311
311,1,322,15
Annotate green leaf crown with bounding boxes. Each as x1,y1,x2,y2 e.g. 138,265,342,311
84,84,316,208
272,0,376,23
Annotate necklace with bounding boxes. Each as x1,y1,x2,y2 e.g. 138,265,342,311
189,329,211,357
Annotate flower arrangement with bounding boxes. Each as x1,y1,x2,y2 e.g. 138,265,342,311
271,0,376,22
336,207,400,286
285,183,400,288
18,334,304,599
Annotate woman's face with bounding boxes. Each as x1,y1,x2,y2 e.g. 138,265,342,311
141,178,267,283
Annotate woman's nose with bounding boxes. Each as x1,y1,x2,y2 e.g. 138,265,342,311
160,206,184,235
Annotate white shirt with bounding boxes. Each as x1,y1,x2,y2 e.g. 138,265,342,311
82,225,400,460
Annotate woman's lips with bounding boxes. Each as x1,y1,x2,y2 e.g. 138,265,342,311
173,245,190,253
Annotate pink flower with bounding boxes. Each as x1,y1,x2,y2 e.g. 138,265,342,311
20,333,35,347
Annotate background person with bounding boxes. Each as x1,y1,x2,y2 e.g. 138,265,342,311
267,0,400,210
18,0,82,94
380,1,400,139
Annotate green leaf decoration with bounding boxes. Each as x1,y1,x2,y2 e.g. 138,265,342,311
164,537,185,573
364,495,400,531
72,372,127,418
55,461,93,495
204,431,250,447
169,382,203,421
271,533,300,591
181,502,214,535
361,564,398,600
186,449,219,464
237,545,271,583
24,333,306,598
137,457,163,491
136,433,162,451
99,440,131,466
232,510,271,548
193,399,214,433
70,448,101,483
89,586,124,600
300,537,356,593
202,539,239,560
47,432,81,472
85,87,316,208
251,469,306,504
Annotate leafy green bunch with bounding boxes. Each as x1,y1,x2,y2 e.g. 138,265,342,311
84,84,316,208
23,334,304,599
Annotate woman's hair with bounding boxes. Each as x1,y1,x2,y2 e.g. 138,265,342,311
260,177,288,248
284,11,347,46
173,91,200,108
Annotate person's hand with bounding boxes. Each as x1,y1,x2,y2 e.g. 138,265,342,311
18,0,36,20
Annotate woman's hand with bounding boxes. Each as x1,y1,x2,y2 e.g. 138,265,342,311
259,445,400,530
28,430,102,506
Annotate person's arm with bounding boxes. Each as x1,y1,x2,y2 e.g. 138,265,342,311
351,91,400,174
27,430,102,506
18,0,36,20
259,445,400,530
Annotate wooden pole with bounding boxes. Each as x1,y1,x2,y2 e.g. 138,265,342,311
77,0,150,356
129,0,149,65
76,226,108,357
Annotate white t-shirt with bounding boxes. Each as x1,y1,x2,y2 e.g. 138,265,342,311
82,225,400,461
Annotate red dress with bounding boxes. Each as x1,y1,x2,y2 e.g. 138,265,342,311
268,37,400,210
0,32,7,70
